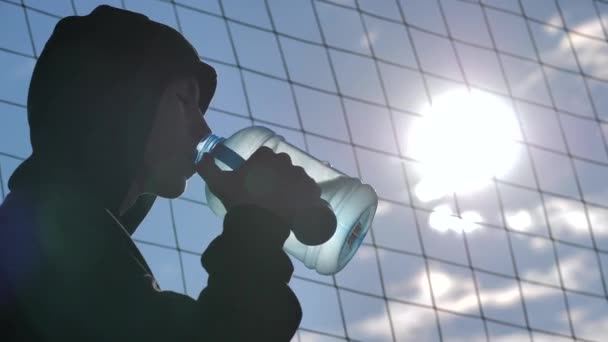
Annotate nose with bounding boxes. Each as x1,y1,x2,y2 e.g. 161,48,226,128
191,110,211,144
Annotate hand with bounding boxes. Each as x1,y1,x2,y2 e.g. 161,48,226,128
197,146,323,227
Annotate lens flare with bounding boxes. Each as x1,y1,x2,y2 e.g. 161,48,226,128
410,89,520,202
428,205,482,234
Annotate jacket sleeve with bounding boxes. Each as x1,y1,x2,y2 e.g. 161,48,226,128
5,196,301,341
195,204,302,341
119,204,302,341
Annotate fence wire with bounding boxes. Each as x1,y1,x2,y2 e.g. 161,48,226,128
1,0,608,341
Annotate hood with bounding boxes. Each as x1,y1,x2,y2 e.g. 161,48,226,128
8,5,217,234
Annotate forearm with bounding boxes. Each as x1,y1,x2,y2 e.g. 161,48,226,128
196,204,302,341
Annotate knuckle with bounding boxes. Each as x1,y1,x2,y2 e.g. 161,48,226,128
293,165,306,175
255,146,273,156
250,146,273,161
297,173,320,195
276,152,292,164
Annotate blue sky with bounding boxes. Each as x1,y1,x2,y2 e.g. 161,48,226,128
2,0,608,341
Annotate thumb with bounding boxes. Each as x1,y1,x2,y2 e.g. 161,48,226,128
197,153,228,196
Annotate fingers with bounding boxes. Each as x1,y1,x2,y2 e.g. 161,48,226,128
250,146,274,159
249,146,290,166
197,153,228,197
247,146,323,201
286,164,320,199
275,152,291,165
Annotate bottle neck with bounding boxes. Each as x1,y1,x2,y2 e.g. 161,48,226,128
195,134,225,164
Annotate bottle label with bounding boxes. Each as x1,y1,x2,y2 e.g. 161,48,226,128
210,143,246,170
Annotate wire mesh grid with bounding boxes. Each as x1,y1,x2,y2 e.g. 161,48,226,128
1,0,608,341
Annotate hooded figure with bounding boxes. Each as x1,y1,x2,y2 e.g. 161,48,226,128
0,5,304,341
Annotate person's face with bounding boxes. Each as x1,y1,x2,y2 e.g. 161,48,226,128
142,76,211,198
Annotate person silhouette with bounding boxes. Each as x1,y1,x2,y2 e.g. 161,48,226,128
0,5,321,341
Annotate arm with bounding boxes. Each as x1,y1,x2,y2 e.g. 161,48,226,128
4,147,309,341
97,204,301,341
196,204,301,341
190,146,329,340
8,202,298,342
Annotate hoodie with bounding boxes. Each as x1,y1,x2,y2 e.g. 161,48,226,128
0,5,301,341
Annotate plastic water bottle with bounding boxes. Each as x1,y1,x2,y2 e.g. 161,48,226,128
195,126,378,275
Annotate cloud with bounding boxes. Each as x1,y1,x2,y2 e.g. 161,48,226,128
498,14,608,115
338,17,608,339
347,249,603,340
569,309,608,341
542,14,608,80
359,30,378,50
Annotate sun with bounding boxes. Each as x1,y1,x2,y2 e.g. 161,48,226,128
409,89,520,202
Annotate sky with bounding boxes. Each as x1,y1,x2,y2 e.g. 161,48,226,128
1,0,608,341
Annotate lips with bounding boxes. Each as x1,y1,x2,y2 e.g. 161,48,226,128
186,161,196,178
185,145,199,177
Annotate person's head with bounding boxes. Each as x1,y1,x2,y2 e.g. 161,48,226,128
8,5,216,219
139,75,211,199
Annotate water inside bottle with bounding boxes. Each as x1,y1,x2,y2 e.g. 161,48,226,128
195,129,378,274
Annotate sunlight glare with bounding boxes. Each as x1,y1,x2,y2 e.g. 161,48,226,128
506,210,532,231
564,211,589,232
410,89,520,202
428,272,452,298
428,205,482,234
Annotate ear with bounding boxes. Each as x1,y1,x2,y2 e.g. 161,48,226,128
186,77,200,104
